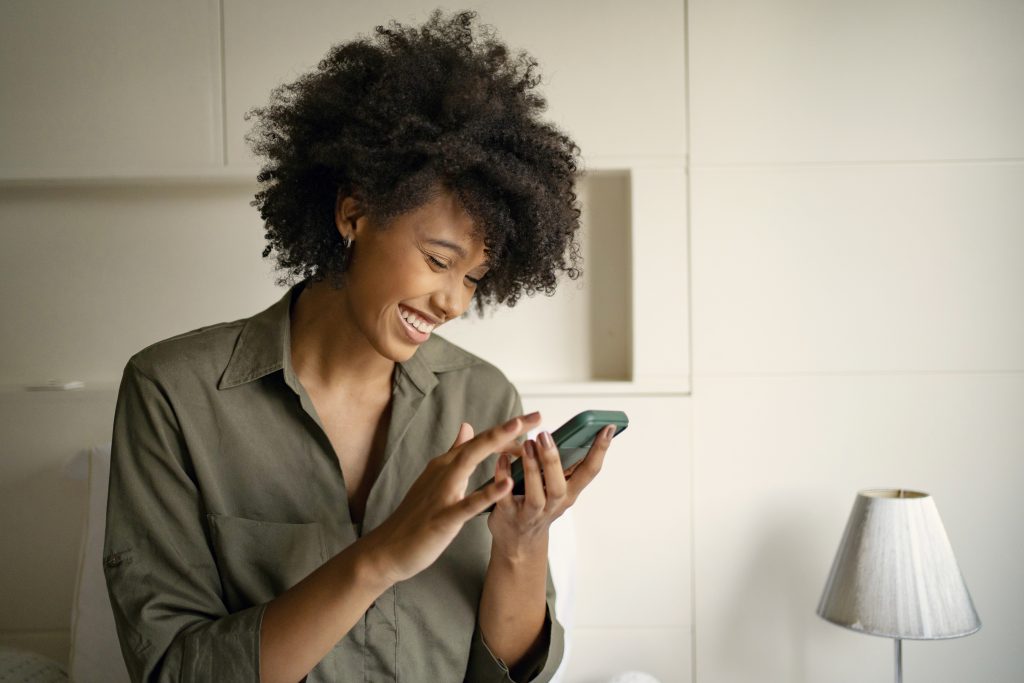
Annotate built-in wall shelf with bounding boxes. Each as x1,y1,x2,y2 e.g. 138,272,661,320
1,163,689,394
517,381,689,397
0,156,687,188
438,165,689,391
0,167,261,188
2,162,690,393
0,381,689,398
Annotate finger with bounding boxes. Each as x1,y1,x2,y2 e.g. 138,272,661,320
446,476,513,523
521,440,546,515
563,461,582,479
494,453,515,511
452,422,475,448
501,441,527,460
535,430,568,502
452,412,542,473
566,425,614,497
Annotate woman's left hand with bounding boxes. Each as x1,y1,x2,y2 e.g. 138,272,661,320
485,421,616,558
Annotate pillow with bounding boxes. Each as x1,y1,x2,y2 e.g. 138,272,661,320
67,442,130,683
548,507,577,682
0,645,68,683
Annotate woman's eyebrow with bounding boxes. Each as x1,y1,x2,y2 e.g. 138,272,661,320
424,238,467,258
423,237,490,270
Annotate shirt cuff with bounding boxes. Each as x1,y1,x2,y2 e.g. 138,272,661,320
114,601,267,682
177,601,267,682
465,600,565,683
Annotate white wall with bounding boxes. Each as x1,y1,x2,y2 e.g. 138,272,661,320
688,1,1024,682
2,1,1022,682
0,2,690,682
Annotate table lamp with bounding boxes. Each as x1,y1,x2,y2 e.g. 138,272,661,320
817,489,981,682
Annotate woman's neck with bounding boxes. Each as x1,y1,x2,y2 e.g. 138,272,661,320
289,278,395,395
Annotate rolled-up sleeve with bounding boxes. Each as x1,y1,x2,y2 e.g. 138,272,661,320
465,569,566,683
103,359,264,682
463,385,567,683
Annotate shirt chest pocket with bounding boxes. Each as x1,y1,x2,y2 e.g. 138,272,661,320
207,513,327,610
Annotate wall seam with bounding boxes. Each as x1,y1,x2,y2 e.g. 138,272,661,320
219,0,228,166
683,1,698,683
693,158,1024,168
692,370,1024,378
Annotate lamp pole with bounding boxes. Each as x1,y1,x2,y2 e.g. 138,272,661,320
894,638,902,683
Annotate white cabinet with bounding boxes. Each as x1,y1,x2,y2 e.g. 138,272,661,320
689,0,1024,163
0,0,690,391
222,0,687,168
221,0,689,390
0,0,223,177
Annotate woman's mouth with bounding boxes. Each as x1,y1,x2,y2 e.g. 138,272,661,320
397,304,436,343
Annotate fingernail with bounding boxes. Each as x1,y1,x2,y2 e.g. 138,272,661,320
526,411,541,420
539,431,553,448
524,441,536,459
604,425,616,439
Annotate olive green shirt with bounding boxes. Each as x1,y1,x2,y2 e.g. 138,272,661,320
102,280,564,682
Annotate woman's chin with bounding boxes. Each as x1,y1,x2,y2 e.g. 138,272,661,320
375,335,421,364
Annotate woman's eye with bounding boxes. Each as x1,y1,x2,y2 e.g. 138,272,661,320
426,252,482,286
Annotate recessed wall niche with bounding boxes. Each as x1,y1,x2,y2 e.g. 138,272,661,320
438,170,632,385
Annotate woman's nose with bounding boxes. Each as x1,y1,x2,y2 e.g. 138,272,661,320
431,277,469,321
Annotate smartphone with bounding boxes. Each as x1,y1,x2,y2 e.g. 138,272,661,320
475,410,628,511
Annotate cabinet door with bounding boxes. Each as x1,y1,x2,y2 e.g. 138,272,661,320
0,0,222,176
223,0,687,167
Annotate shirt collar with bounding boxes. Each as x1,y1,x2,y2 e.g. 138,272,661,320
218,279,478,394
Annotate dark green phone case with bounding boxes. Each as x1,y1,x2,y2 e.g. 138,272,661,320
476,409,629,512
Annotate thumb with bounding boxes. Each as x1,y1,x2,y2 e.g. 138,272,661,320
452,421,474,449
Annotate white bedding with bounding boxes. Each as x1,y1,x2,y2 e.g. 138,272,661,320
0,645,68,683
65,444,131,683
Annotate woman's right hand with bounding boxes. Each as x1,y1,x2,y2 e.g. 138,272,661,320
360,411,541,585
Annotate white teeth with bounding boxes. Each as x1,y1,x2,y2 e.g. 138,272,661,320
400,306,435,334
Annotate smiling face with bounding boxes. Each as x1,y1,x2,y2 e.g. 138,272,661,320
335,187,490,363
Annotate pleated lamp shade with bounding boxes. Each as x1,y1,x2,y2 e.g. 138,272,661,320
817,489,981,640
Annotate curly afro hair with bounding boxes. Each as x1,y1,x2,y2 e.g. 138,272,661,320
244,8,583,312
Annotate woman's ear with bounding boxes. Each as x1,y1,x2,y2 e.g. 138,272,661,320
334,189,366,240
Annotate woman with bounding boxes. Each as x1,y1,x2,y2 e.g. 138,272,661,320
103,10,612,683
